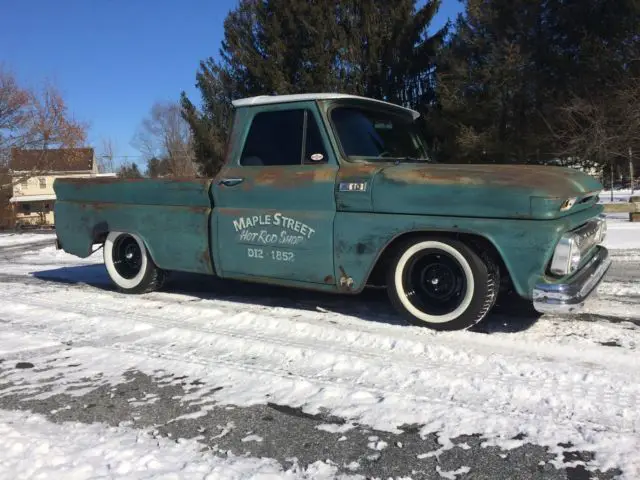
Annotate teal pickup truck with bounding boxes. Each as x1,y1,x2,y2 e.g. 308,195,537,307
53,93,611,331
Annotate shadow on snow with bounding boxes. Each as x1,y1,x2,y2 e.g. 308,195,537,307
31,264,542,334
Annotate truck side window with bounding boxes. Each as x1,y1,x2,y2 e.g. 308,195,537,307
241,110,304,166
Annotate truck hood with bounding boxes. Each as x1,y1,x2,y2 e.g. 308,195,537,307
371,163,603,220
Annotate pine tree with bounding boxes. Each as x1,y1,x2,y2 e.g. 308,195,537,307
145,157,170,178
432,0,552,163
432,0,640,166
117,162,143,178
181,0,446,176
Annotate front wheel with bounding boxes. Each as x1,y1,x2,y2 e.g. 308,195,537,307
386,237,499,331
103,231,165,294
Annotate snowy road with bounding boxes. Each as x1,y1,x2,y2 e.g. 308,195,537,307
0,220,639,479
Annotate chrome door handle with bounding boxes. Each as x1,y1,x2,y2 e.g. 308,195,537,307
218,178,244,187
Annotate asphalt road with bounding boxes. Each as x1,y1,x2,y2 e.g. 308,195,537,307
0,366,620,480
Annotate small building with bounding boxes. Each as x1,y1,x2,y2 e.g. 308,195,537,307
8,148,115,227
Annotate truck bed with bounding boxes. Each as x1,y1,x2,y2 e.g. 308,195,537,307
53,177,215,275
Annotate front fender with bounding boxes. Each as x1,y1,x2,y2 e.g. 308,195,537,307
334,207,601,298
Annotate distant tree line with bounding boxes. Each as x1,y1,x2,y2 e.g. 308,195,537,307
115,100,198,179
178,0,640,181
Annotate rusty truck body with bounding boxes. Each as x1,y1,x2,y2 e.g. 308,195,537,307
53,93,611,331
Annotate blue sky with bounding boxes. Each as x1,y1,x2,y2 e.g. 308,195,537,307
1,0,463,163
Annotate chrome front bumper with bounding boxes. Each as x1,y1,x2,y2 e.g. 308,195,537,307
533,246,612,314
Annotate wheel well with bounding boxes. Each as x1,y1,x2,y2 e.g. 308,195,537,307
91,228,216,275
366,231,512,290
93,232,108,245
93,229,156,264
91,221,110,246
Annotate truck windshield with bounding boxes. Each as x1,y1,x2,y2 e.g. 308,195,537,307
330,105,432,162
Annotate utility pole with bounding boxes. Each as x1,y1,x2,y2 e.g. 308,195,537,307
630,147,635,194
609,149,614,202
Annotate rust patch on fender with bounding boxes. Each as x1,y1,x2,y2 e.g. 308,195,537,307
185,205,210,214
380,164,599,196
336,165,383,186
337,266,354,290
337,164,383,177
58,177,211,186
218,208,248,216
383,167,484,186
199,249,213,271
85,202,116,212
61,177,144,186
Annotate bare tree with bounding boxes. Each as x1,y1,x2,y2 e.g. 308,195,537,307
551,96,617,171
0,65,30,187
549,77,640,178
98,137,117,174
132,101,197,177
0,66,88,188
0,68,29,147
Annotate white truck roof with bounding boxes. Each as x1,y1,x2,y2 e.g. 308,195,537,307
231,93,420,119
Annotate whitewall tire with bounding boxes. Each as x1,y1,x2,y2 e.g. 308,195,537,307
386,237,498,331
104,231,165,294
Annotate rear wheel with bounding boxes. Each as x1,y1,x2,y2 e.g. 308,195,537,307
386,237,498,331
104,231,165,293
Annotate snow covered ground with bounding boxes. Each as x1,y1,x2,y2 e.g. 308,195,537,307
0,409,349,479
0,216,639,479
600,189,637,203
0,231,55,248
604,213,640,250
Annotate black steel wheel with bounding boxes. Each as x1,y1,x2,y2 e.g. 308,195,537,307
104,231,165,294
387,237,498,331
112,234,144,280
401,249,469,318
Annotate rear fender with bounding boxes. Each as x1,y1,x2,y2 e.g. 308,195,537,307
54,200,214,275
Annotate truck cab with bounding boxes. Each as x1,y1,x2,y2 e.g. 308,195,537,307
54,93,611,331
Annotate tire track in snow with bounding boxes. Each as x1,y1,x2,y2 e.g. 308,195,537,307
1,289,639,436
0,237,55,251
5,307,635,441
1,276,639,365
109,337,638,438
0,319,156,362
0,247,639,332
1,276,638,364
1,283,639,370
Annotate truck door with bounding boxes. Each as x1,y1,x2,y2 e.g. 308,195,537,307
211,102,338,286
